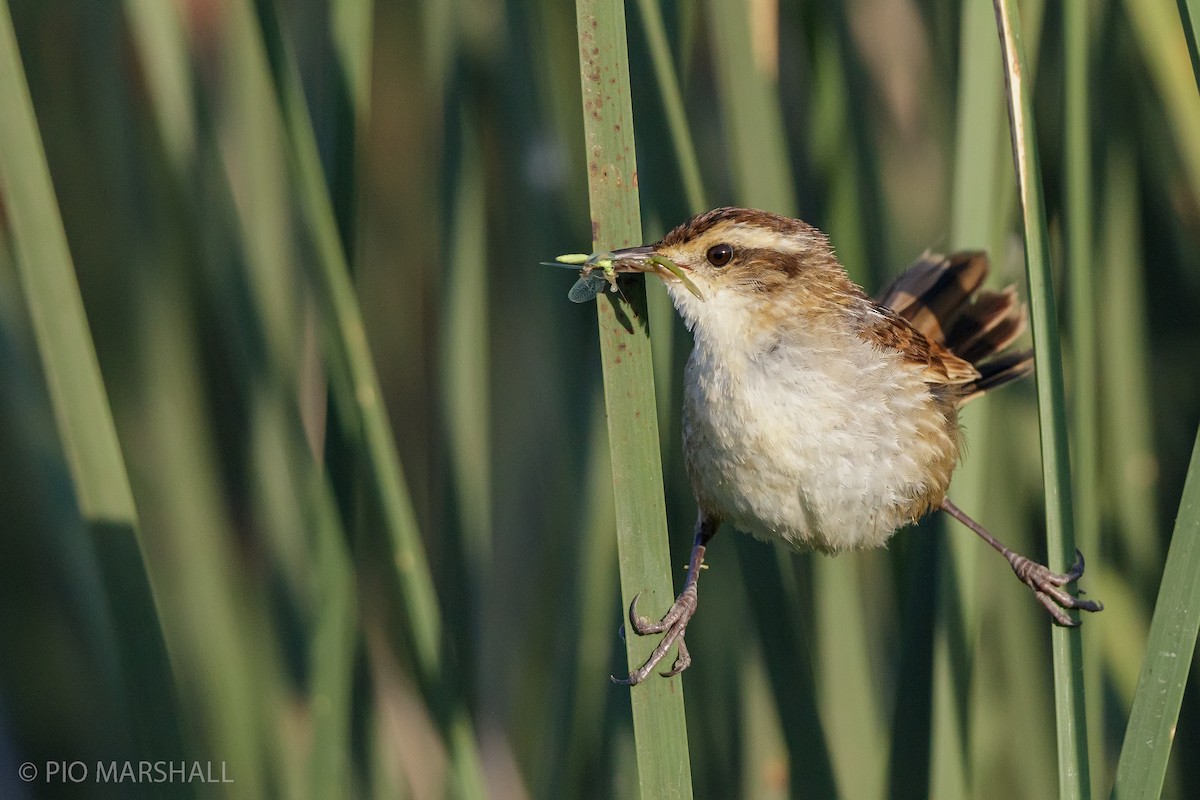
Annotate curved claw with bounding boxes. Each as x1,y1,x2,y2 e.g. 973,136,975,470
627,589,694,635
613,516,717,685
1043,549,1086,586
614,588,701,684
1008,549,1103,626
626,592,658,635
612,620,688,685
660,637,691,678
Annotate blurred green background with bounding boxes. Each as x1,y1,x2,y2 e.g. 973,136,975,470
1,0,1198,797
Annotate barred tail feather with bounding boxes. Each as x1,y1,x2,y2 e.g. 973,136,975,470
958,350,1034,404
878,251,1033,404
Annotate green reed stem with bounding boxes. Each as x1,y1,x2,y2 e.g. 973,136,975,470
992,0,1092,797
574,0,693,796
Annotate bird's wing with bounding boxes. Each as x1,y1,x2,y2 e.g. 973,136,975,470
858,304,981,386
875,251,988,345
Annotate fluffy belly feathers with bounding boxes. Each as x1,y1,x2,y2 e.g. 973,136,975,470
681,331,960,554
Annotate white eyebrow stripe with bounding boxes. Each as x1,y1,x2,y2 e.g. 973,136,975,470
718,224,818,255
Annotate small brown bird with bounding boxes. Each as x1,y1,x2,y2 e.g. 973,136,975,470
605,207,1102,685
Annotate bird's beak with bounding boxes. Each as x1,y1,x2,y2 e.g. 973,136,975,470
609,244,658,272
608,244,704,300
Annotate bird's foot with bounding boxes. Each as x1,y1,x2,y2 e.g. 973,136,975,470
611,587,698,685
1006,548,1104,626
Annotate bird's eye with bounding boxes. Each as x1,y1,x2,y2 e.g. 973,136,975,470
706,243,733,267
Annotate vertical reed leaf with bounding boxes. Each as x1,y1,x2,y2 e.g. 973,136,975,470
0,0,182,757
1112,429,1200,799
1123,0,1200,205
442,106,492,691
632,0,706,213
246,4,486,795
1064,0,1107,790
574,0,693,796
706,0,796,215
1063,0,1099,634
0,2,131,554
1098,150,1160,585
1181,0,1200,91
992,0,1092,797
550,399,619,798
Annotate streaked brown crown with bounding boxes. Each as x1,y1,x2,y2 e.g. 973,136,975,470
660,207,817,247
654,207,865,310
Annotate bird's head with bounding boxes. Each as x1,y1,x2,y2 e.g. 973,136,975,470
611,207,865,331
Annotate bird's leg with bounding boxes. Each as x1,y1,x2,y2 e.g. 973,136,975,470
941,498,1103,625
613,513,719,685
